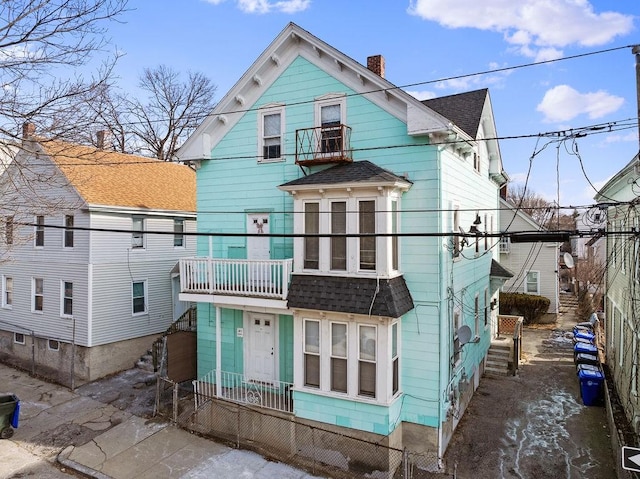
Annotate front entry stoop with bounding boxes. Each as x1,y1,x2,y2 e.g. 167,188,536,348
485,342,511,377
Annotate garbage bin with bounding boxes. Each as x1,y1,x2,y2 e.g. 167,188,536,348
574,330,595,342
578,369,604,406
0,394,19,439
575,352,599,368
574,342,598,362
573,336,594,346
576,363,600,376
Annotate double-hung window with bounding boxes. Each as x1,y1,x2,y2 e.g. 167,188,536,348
331,201,347,270
391,322,399,395
330,322,347,393
525,271,540,294
61,281,73,317
132,217,144,249
260,108,283,162
359,200,376,270
33,277,43,312
2,276,12,308
304,320,320,388
316,96,345,156
304,202,320,270
174,219,184,247
132,280,147,315
358,325,377,397
64,215,74,248
452,310,461,366
35,215,44,247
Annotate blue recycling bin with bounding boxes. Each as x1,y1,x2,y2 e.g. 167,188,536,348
576,363,600,376
574,330,595,342
574,342,598,362
578,368,604,406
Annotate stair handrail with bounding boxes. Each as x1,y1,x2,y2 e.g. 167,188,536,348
512,317,524,375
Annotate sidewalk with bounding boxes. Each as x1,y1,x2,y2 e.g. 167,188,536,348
0,364,322,479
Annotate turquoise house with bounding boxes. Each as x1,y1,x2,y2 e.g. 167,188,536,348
177,23,508,467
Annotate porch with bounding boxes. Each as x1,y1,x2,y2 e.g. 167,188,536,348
193,370,293,414
179,257,293,300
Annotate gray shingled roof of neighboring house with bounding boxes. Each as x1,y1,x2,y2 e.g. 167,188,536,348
279,160,412,188
422,88,488,139
490,259,514,279
287,274,414,318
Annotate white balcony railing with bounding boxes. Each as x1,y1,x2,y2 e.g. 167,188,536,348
193,370,293,413
179,257,293,300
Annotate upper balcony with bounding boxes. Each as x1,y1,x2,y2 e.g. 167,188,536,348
179,257,293,301
295,124,352,166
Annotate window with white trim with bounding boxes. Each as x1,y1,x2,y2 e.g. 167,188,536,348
61,281,73,317
2,276,12,308
391,322,399,395
14,333,25,344
35,215,44,247
314,96,346,157
524,271,540,294
32,277,43,312
484,288,489,327
64,215,74,248
330,201,347,271
330,322,347,393
474,294,480,337
259,107,284,162
499,236,510,254
304,319,320,388
304,202,319,270
132,217,144,249
452,207,460,258
48,339,59,351
359,200,376,271
173,219,184,248
358,324,377,398
391,200,399,271
132,280,147,315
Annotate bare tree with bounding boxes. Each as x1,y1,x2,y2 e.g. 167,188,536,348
505,184,553,226
0,0,128,143
126,65,217,161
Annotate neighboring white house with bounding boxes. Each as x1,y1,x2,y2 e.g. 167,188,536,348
595,153,640,437
499,197,559,315
0,126,196,386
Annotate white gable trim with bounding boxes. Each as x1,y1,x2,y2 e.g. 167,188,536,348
178,22,450,162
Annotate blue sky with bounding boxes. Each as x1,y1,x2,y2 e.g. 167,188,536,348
108,0,639,209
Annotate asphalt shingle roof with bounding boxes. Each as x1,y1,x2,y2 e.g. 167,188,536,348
279,160,411,188
287,274,414,318
422,88,488,138
39,140,196,212
490,259,514,279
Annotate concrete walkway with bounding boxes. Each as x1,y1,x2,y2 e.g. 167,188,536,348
0,364,322,478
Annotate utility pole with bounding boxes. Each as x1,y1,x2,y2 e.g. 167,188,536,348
634,45,640,155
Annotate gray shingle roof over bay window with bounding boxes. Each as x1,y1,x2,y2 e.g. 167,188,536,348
287,274,414,318
279,160,412,189
422,88,488,139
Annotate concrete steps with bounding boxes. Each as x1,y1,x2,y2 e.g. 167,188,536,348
485,342,511,377
559,294,578,314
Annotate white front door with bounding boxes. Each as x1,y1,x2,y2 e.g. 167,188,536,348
246,313,276,383
247,213,270,260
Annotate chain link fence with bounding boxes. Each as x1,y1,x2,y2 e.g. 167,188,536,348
156,385,450,479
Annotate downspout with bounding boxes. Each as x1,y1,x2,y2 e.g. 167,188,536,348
435,146,445,460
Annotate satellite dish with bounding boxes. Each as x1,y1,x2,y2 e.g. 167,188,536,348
457,325,473,345
563,252,575,269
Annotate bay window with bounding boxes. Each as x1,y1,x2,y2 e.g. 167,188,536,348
331,201,346,270
299,317,400,403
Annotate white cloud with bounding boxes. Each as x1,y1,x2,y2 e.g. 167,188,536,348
408,0,634,59
406,89,437,100
603,132,637,144
536,85,624,123
203,0,310,13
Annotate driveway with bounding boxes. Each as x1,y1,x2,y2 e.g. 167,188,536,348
444,318,615,478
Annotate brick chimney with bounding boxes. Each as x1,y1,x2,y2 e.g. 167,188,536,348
22,122,35,140
367,55,385,78
96,130,107,149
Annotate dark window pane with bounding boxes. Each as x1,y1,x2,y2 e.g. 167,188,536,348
331,358,347,393
305,354,320,388
359,201,376,270
304,203,319,269
359,361,376,397
331,202,346,270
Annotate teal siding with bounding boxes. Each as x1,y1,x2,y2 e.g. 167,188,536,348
195,54,499,435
